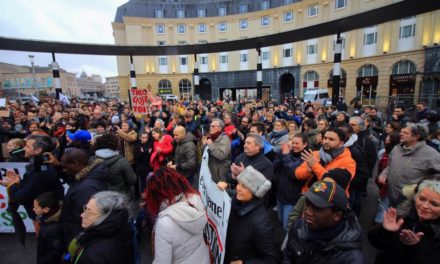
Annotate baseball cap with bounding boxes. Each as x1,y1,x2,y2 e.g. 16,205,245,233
303,179,348,211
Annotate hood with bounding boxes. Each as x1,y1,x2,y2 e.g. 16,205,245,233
95,148,119,159
344,134,358,147
158,194,207,235
75,159,106,181
306,128,319,137
179,132,196,144
327,211,363,250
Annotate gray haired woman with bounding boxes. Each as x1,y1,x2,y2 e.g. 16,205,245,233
64,191,134,264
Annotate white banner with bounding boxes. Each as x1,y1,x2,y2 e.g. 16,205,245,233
199,148,231,264
0,162,35,233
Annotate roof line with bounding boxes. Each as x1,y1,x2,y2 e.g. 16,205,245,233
0,0,439,56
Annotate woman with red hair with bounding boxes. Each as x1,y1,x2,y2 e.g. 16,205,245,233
150,127,174,171
144,168,210,264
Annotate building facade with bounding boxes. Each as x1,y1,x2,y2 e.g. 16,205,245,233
76,71,106,99
1,63,78,98
113,0,440,104
105,76,120,98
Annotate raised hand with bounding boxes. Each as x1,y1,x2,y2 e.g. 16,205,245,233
382,208,404,232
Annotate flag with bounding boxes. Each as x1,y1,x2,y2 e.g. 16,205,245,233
31,95,39,103
59,93,70,105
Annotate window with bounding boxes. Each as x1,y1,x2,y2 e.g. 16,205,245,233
364,32,377,45
198,23,206,33
156,24,165,34
283,48,292,58
200,56,208,65
335,0,347,9
177,9,185,18
179,79,192,97
218,22,227,32
218,7,226,16
240,53,248,62
197,8,206,18
220,55,228,64
239,3,248,14
177,24,186,34
261,16,270,27
159,57,168,66
198,40,208,44
399,24,416,39
307,44,317,54
180,57,187,66
157,41,166,46
304,71,319,81
158,79,172,93
284,11,293,22
284,0,293,4
178,41,188,45
392,60,417,74
357,64,378,77
239,19,248,30
308,4,319,17
155,9,164,18
261,0,270,10
262,51,270,60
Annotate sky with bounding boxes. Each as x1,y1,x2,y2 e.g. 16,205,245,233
0,0,128,80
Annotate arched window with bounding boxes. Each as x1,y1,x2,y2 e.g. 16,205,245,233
304,70,319,81
179,79,192,100
158,79,172,94
357,64,378,77
391,60,417,75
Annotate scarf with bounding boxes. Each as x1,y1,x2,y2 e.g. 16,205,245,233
319,146,345,166
210,131,222,142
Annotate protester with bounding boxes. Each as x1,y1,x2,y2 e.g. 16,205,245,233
224,166,280,263
167,126,197,184
144,168,210,264
150,127,174,172
283,179,368,263
64,191,134,264
368,179,440,263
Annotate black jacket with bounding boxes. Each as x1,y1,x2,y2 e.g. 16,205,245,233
357,130,378,172
62,161,108,244
283,210,368,264
8,148,27,162
37,209,64,264
225,197,280,264
368,207,440,264
73,209,134,264
273,151,305,204
8,160,63,220
133,141,152,178
173,133,197,178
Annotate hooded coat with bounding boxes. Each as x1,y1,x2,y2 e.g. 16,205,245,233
62,160,108,244
95,149,137,200
37,208,64,264
153,194,210,264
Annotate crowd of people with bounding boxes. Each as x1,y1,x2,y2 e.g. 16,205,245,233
0,95,439,264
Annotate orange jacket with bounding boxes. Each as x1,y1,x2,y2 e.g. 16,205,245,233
295,148,356,196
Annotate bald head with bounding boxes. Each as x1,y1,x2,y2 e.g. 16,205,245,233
173,126,187,142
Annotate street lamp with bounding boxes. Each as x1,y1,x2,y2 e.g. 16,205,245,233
28,54,36,97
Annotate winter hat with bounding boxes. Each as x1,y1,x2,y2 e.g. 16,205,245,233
236,165,271,198
67,130,92,143
303,179,348,211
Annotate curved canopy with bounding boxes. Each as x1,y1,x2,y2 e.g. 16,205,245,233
0,0,439,56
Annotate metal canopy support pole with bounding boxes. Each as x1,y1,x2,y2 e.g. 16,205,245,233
193,54,199,99
130,54,137,89
51,52,62,100
332,32,342,106
256,48,262,100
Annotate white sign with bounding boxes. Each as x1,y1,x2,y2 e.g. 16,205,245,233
0,162,35,233
0,98,6,108
199,148,231,264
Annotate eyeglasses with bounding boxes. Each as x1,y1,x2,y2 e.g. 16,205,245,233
210,125,220,128
82,205,99,218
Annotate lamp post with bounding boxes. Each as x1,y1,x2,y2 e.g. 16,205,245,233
28,55,36,98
